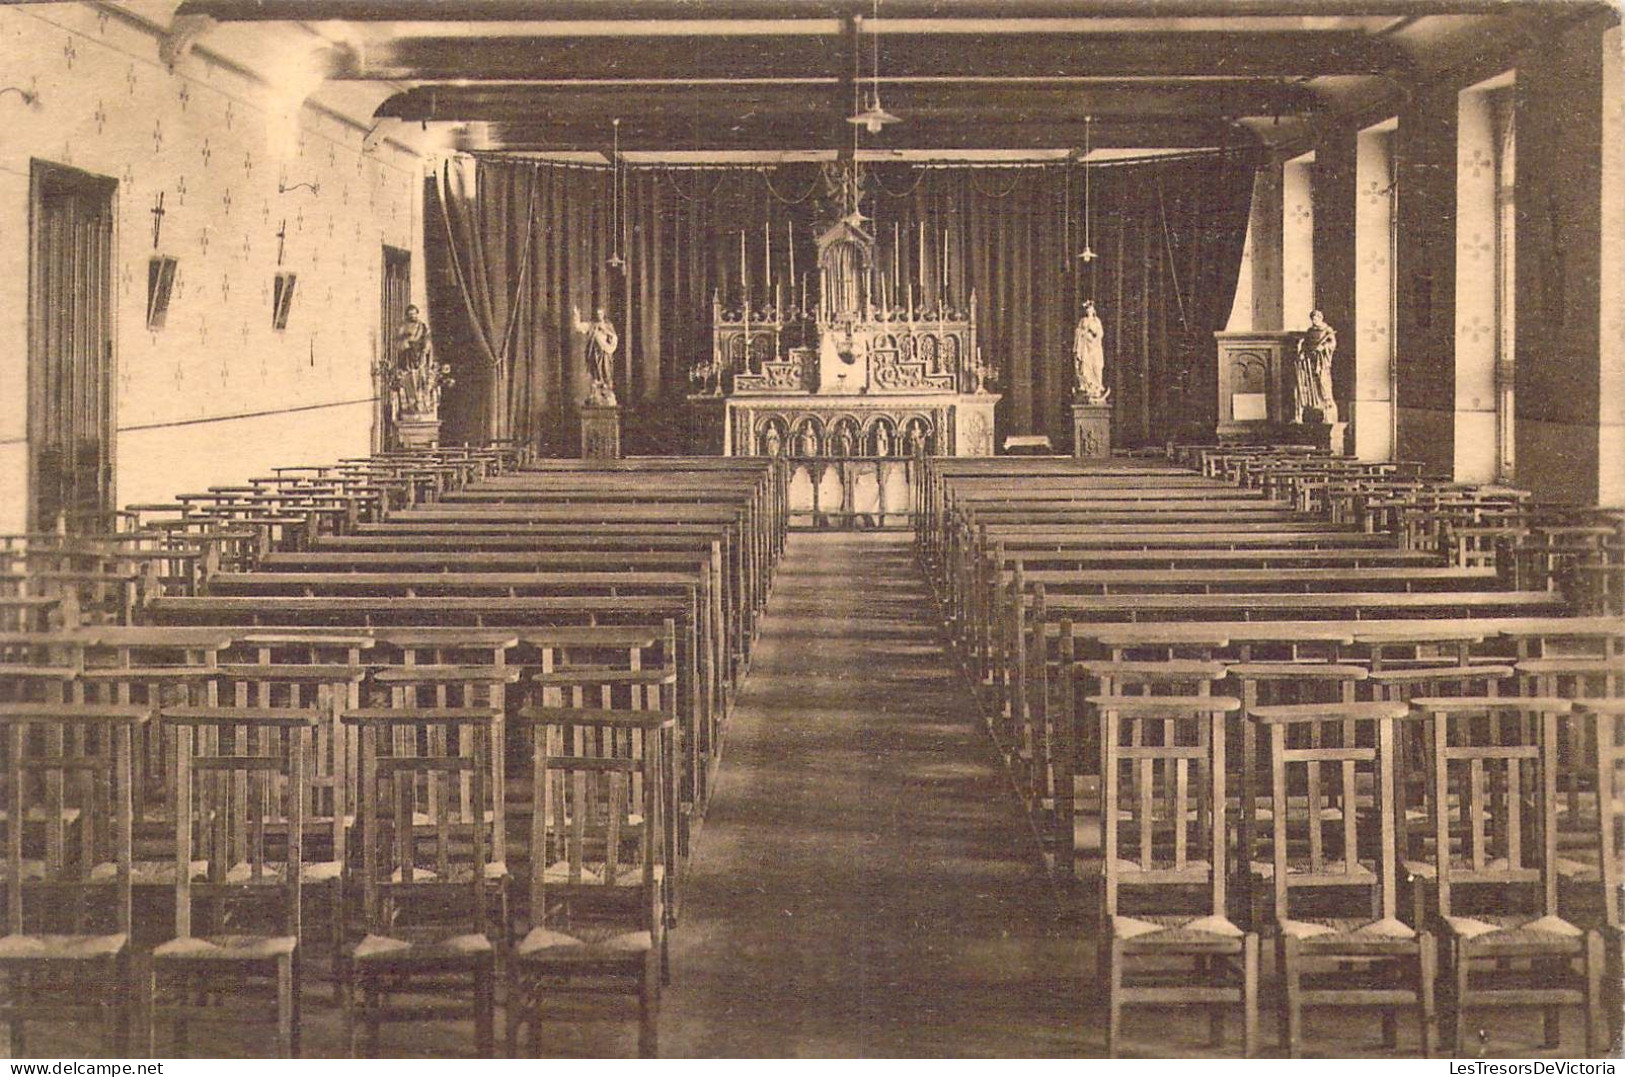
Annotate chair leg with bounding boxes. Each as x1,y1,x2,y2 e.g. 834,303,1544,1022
1242,933,1260,1059
1280,936,1301,1059
474,961,495,1058
505,969,522,1059
1454,940,1473,1056
341,964,358,1058
1586,930,1607,1057
174,971,190,1058
276,956,295,1059
113,953,131,1058
144,966,158,1059
1105,939,1124,1059
1203,955,1224,1048
1419,934,1438,1059
639,950,660,1058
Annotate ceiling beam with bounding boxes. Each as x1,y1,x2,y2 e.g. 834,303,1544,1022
374,80,1319,122
477,115,1245,152
333,30,1408,81
176,0,1589,21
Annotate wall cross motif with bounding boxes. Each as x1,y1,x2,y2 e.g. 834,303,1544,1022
175,175,187,205
150,191,165,249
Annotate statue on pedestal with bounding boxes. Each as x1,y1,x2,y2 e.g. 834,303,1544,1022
1292,309,1338,423
573,305,620,407
1073,300,1110,404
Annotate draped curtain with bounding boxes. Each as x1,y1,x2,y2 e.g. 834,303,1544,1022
426,151,1258,451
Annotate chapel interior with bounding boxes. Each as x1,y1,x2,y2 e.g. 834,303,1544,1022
1,0,1623,1060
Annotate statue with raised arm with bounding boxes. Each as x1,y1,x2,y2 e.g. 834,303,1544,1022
573,304,620,407
1293,309,1338,423
1073,300,1110,404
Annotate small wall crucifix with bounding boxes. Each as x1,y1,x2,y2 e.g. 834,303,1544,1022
150,191,165,249
276,218,287,266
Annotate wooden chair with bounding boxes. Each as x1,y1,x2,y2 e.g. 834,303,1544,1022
1093,685,1258,1057
505,695,671,1057
147,706,318,1057
1408,696,1609,1055
339,705,500,1057
1225,661,1368,928
1250,700,1437,1056
0,700,147,1057
1574,698,1625,1052
216,655,369,979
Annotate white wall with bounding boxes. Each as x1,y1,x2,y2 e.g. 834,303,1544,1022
1353,123,1396,462
0,3,424,531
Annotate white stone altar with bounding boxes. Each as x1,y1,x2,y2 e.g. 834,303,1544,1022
687,214,999,526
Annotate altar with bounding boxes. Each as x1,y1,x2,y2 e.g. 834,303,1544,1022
687,214,999,527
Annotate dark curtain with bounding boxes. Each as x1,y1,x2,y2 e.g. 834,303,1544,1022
426,151,1258,452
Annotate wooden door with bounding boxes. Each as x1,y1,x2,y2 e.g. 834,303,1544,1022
377,246,412,451
29,161,117,534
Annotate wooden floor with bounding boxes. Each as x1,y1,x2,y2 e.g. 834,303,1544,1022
659,531,1083,1057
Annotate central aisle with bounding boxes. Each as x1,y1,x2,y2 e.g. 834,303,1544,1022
660,532,1087,1057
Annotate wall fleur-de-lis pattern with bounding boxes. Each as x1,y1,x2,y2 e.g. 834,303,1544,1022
0,2,421,521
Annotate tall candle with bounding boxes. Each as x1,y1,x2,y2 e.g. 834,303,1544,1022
941,228,949,300
892,222,901,288
740,230,748,306
764,220,771,291
917,219,926,290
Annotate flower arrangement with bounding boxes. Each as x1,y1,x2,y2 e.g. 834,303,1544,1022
377,354,454,419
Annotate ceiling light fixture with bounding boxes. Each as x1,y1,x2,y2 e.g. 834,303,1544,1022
608,117,626,272
847,0,899,134
1077,115,1097,264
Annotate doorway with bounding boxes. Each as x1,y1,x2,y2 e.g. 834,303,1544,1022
28,160,117,534
377,245,412,451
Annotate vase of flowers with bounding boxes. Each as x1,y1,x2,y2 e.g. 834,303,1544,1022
377,352,455,448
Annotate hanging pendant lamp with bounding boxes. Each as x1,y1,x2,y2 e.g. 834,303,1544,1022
608,117,626,271
847,0,900,133
1077,115,1097,263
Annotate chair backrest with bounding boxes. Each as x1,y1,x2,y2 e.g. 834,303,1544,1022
344,706,497,937
1586,699,1625,929
1249,701,1410,923
218,655,368,865
160,707,315,940
1092,689,1238,920
522,704,670,933
0,701,146,936
1410,696,1574,919
373,665,519,864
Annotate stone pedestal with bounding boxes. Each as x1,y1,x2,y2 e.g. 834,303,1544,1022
580,403,622,460
1071,402,1113,459
396,415,441,449
952,393,1000,456
1285,420,1348,454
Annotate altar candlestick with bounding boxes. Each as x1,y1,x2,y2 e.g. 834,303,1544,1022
917,219,926,291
